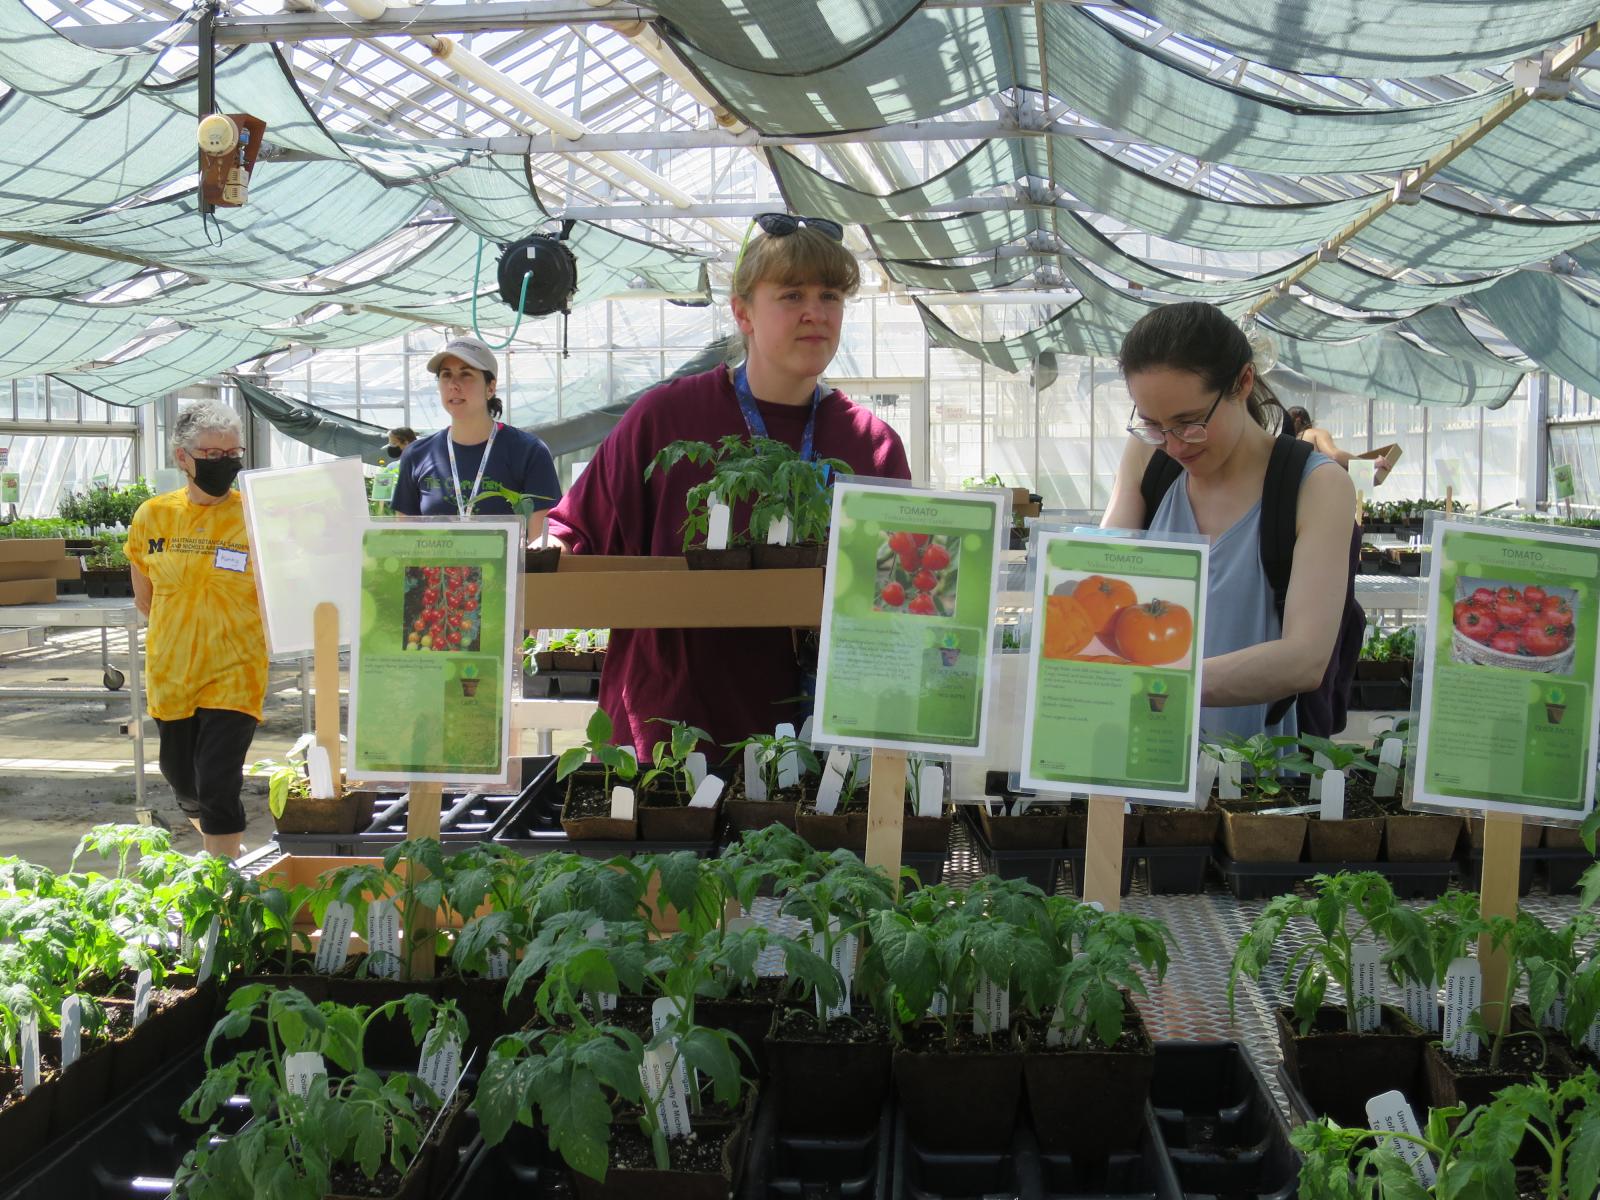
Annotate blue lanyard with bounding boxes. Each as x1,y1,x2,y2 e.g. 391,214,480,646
733,364,824,462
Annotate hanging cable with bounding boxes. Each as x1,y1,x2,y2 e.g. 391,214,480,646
470,235,530,350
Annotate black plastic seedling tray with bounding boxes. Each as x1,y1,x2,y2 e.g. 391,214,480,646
740,1085,892,1199
1542,848,1597,894
1140,846,1212,895
1213,853,1455,900
1460,850,1537,896
1150,1042,1300,1200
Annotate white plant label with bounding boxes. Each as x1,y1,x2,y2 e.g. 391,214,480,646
487,948,510,980
1047,994,1088,1049
366,900,402,980
639,1043,692,1140
133,969,153,1027
609,785,636,821
973,975,1010,1036
307,744,335,799
688,775,724,810
813,748,851,815
1218,760,1242,800
916,766,945,819
650,996,699,1091
816,918,856,1021
1196,750,1220,801
315,902,356,974
1309,753,1333,801
587,921,617,1011
1375,737,1404,798
1402,978,1439,1034
743,744,768,801
1544,989,1567,1031
60,997,82,1069
20,1016,39,1094
928,989,949,1018
418,1033,462,1106
1320,770,1346,823
196,915,220,985
799,716,814,743
1365,1091,1437,1187
285,1051,327,1100
685,752,708,789
774,722,801,788
1442,957,1482,1059
766,513,792,546
1584,1011,1600,1057
706,503,731,551
1350,943,1380,1032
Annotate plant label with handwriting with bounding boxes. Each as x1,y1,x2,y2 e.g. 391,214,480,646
418,1032,462,1107
1350,942,1380,1032
1365,1091,1436,1187
349,521,520,782
1413,520,1600,823
813,482,1006,754
1019,532,1208,805
284,1052,328,1100
366,900,401,980
1442,957,1482,1059
315,902,356,974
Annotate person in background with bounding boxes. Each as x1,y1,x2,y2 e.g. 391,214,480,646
126,401,267,858
1287,406,1394,485
383,426,418,465
391,335,562,538
1102,303,1356,742
547,214,911,754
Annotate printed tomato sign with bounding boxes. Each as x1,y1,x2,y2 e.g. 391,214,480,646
1019,532,1208,804
1414,520,1600,822
349,521,520,782
812,480,1006,754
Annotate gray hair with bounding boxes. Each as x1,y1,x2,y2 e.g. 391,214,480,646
172,400,243,453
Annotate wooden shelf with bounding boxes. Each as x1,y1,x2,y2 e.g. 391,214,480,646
523,558,824,629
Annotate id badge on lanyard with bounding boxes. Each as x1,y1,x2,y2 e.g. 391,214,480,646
446,422,499,516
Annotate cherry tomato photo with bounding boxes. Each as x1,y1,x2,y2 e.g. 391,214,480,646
907,593,936,616
880,581,905,607
920,543,952,571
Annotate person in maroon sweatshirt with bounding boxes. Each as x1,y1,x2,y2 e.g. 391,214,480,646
548,216,911,755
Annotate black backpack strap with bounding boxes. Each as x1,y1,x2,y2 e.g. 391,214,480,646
1138,449,1184,531
1261,434,1313,727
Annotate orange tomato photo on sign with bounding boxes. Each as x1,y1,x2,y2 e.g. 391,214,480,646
1038,574,1195,669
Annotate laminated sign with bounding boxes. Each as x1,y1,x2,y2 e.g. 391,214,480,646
349,521,520,782
1018,532,1208,806
812,481,1006,754
1413,520,1600,823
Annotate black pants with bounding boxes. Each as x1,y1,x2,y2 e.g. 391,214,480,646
154,707,259,836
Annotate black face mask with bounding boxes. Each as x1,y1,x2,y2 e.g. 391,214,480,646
190,456,242,497
386,444,405,460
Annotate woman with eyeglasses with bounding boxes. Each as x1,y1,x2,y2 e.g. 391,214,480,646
547,213,911,755
126,400,268,859
1101,302,1357,741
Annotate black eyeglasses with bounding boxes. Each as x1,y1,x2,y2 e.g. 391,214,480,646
1126,388,1226,447
735,213,846,281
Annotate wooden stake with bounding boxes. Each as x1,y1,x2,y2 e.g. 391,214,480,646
1356,489,1365,527
1082,795,1126,912
406,781,443,980
1444,485,1453,516
864,747,908,890
1476,811,1523,1029
312,601,343,792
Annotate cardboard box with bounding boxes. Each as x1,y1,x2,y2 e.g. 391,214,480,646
0,556,79,584
0,579,57,605
0,538,67,563
1356,444,1402,466
524,556,823,629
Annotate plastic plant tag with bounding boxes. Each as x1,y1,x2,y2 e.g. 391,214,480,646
1544,989,1568,1031
1320,770,1346,823
366,900,402,980
1402,979,1439,1033
133,969,153,1027
1350,943,1380,1032
60,996,81,1069
1584,1011,1600,1057
799,716,814,743
315,902,356,974
1219,760,1242,800
1196,751,1220,800
587,922,617,1011
1047,994,1087,1048
418,1032,463,1107
767,513,791,546
1442,958,1482,1059
813,748,851,815
1309,753,1333,801
20,1016,39,1094
307,745,335,800
1365,1091,1437,1188
1374,737,1404,799
743,744,768,801
774,722,801,788
928,989,949,1018
285,1051,328,1100
487,949,510,980
972,975,1010,1036
196,915,220,985
609,785,636,821
639,1043,692,1140
706,503,731,551
815,918,855,1021
688,775,724,809
685,752,708,789
917,765,945,819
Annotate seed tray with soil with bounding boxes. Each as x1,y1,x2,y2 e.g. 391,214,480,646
893,1021,1022,1152
973,800,1070,850
962,805,1070,894
723,776,804,834
1063,798,1142,849
637,783,720,842
1213,852,1455,900
1275,1005,1425,1129
1217,797,1309,863
561,774,638,842
1424,1035,1576,1112
1015,998,1154,1160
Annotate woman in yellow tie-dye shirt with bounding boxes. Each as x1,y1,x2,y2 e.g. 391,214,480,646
126,400,268,858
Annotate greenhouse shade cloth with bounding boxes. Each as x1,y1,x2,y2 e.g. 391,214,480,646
1474,271,1600,400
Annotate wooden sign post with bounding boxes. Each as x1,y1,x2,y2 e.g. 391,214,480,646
312,601,343,792
1476,811,1523,1028
1081,796,1125,912
864,748,908,891
406,780,443,980
1444,485,1454,517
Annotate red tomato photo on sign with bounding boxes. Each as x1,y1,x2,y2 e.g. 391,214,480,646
1450,576,1576,673
402,563,484,652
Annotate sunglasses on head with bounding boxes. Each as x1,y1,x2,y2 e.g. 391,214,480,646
734,213,847,284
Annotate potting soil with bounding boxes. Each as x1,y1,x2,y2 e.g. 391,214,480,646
1443,1037,1558,1078
564,782,614,820
325,1158,409,1198
771,1006,889,1045
608,1123,733,1173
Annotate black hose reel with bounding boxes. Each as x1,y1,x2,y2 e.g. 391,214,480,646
496,222,579,355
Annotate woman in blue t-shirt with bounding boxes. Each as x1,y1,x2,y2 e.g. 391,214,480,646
391,335,562,536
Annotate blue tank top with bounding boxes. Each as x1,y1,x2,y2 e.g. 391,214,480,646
1146,451,1334,742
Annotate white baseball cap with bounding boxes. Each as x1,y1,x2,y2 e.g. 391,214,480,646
426,335,498,377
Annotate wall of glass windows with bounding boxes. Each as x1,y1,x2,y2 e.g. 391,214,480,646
0,378,143,517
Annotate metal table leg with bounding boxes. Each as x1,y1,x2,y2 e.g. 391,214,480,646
126,615,146,807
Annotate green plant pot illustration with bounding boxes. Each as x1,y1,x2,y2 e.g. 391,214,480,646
460,664,481,698
1147,678,1169,714
940,647,961,667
